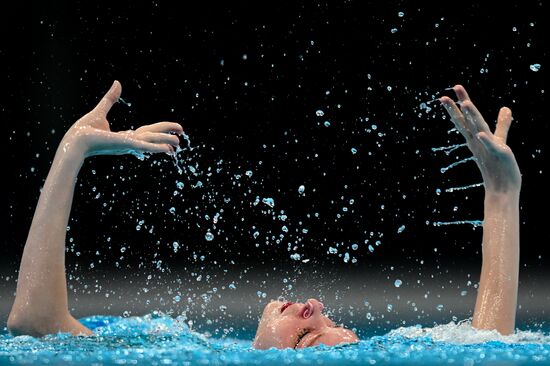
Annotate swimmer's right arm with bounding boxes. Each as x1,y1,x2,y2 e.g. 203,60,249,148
440,85,521,335
7,81,182,337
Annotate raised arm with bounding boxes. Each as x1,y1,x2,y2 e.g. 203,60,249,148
7,81,183,337
440,85,521,335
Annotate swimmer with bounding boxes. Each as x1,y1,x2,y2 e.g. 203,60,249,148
7,82,521,350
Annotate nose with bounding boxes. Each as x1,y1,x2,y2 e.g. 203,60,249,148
302,298,324,319
309,298,324,312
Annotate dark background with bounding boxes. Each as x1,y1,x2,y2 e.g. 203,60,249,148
1,1,548,337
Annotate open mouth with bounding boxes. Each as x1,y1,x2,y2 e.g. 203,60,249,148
280,302,294,314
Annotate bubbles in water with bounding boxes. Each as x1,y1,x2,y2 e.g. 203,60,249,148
398,11,404,17
390,28,398,33
245,170,253,177
316,110,325,117
397,225,405,234
328,247,338,254
394,279,402,288
205,232,214,241
298,185,305,194
290,253,301,260
172,242,180,253
530,63,541,72
436,304,444,311
368,245,374,252
351,147,357,154
262,197,275,208
387,304,393,312
351,243,359,250
173,295,181,302
169,207,176,214
323,121,331,127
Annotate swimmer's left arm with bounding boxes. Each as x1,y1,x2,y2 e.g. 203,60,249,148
440,85,521,335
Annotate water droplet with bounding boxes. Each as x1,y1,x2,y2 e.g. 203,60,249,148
316,110,325,117
245,170,253,177
397,225,405,234
229,283,236,290
398,11,404,17
368,245,374,252
436,304,444,311
169,207,176,214
530,63,541,72
205,232,214,241
351,243,359,250
298,185,305,194
282,226,289,233
394,279,402,288
173,241,180,253
323,120,331,127
387,304,393,312
343,252,350,263
351,147,357,154
173,295,181,302
436,188,441,195
253,231,260,239
390,28,398,33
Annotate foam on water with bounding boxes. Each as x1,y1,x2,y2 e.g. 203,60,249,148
1,314,549,365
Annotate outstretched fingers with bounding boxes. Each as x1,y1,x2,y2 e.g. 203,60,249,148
136,122,184,135
452,85,491,135
139,131,180,146
92,80,122,117
440,96,471,139
494,107,513,143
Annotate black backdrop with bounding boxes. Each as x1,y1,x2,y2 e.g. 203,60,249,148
3,1,548,279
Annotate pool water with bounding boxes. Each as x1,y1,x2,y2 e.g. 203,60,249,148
1,313,549,365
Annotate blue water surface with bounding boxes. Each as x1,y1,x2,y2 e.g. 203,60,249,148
1,313,549,365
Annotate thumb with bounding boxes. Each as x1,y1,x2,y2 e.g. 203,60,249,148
92,80,122,117
494,107,512,143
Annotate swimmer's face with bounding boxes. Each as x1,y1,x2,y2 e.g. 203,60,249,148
252,299,359,349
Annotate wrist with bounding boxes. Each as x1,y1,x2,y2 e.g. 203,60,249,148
484,190,520,206
57,133,87,165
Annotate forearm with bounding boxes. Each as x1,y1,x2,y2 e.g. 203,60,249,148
473,191,520,334
9,138,85,322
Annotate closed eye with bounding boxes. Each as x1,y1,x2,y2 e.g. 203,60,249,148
294,329,310,349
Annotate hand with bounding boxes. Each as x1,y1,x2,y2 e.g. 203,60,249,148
62,80,183,158
440,85,521,194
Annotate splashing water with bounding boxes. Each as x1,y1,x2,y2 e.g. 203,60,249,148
431,143,468,155
440,156,476,174
2,315,548,365
432,220,483,227
445,182,484,193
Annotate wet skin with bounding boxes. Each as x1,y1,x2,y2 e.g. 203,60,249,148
253,298,359,349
